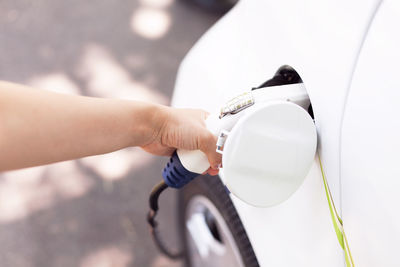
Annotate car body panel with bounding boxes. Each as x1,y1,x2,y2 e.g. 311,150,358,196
341,1,400,265
171,0,382,265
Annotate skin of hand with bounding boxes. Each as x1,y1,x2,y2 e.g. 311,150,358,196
0,81,221,175
142,107,221,176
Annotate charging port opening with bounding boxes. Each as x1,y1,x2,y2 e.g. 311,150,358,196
252,65,314,120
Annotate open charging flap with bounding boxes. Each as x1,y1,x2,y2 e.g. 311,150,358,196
221,101,317,207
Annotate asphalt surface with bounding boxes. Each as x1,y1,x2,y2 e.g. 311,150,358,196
0,1,220,266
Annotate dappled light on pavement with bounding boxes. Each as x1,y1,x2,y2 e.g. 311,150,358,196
77,43,168,104
79,246,133,267
151,255,183,267
79,148,153,182
139,0,175,9
0,162,93,223
0,0,220,266
28,73,81,95
131,8,172,40
131,0,174,39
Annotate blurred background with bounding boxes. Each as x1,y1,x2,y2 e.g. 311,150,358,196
0,0,233,266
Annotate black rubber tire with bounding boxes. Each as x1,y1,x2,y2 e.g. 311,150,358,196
178,175,260,267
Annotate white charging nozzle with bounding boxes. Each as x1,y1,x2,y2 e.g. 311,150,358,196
166,83,316,207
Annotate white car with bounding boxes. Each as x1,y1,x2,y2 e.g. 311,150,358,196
170,1,400,266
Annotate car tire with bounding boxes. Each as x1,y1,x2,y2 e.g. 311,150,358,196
178,175,260,267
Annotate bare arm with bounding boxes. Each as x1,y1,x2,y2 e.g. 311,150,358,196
0,81,221,173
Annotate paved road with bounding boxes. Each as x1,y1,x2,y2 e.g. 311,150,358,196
0,1,220,266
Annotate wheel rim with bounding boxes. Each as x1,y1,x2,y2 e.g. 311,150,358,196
185,195,245,267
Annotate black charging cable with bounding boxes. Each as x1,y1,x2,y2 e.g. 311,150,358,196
147,180,183,259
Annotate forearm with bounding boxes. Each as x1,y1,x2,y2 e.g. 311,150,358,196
0,81,162,171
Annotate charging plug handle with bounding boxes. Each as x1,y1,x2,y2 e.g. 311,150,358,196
162,151,200,188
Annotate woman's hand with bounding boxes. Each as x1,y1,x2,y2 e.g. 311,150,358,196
141,107,221,176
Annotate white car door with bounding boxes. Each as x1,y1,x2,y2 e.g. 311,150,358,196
341,1,400,266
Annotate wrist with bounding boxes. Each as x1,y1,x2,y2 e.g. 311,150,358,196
150,104,170,144
127,101,169,147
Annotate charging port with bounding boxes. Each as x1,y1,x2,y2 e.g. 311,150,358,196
253,65,314,119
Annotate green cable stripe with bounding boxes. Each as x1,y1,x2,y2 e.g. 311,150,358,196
318,156,344,249
344,232,355,266
318,154,354,267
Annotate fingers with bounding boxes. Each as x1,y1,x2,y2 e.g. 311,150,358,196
196,109,220,175
192,108,210,122
202,167,219,176
161,147,175,157
201,110,210,120
141,143,175,157
207,167,219,176
199,131,222,172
